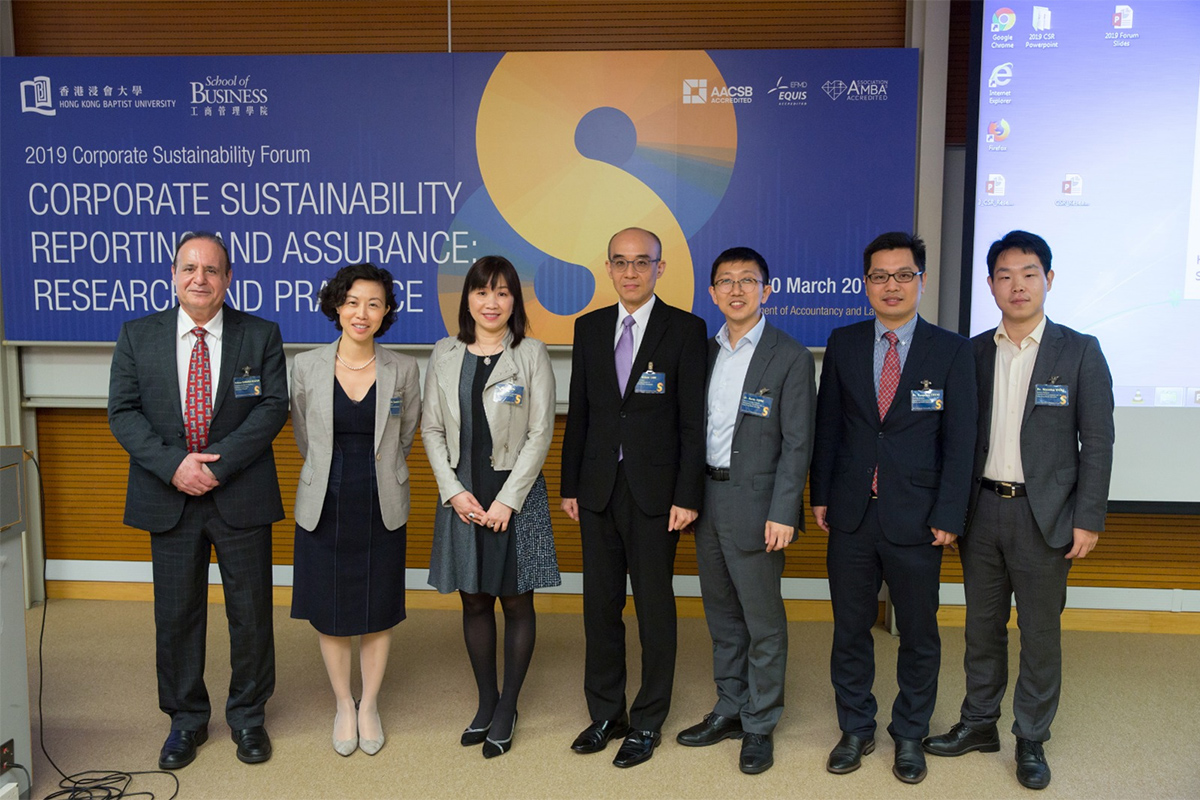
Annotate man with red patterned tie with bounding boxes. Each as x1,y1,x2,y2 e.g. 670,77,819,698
108,232,288,770
809,232,976,785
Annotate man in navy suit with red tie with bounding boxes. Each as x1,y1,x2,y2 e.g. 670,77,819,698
810,232,976,785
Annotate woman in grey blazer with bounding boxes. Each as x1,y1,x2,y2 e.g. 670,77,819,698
423,255,560,759
291,263,421,757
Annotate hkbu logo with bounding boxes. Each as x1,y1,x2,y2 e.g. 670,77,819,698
682,79,707,104
986,119,1011,142
991,7,1016,31
20,75,57,116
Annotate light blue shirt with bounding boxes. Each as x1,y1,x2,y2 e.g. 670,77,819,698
706,314,767,469
872,314,918,402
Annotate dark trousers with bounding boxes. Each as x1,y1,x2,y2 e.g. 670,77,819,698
695,477,788,734
579,463,680,732
149,493,276,731
959,490,1071,742
827,500,943,741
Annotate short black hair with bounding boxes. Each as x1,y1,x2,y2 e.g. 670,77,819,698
318,263,399,337
457,255,528,346
607,227,663,260
173,231,230,273
986,230,1052,277
863,231,926,275
710,246,769,285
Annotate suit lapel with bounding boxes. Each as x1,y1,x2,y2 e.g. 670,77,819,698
373,349,395,453
159,310,185,422
626,299,669,403
976,332,998,439
1023,319,1065,426
884,317,933,422
734,322,776,441
311,342,337,447
212,307,241,418
433,339,466,430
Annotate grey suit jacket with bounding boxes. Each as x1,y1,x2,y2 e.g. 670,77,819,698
969,319,1114,547
422,334,555,513
703,321,816,550
291,341,422,531
108,305,289,533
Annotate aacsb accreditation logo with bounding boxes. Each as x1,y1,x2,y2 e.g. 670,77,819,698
20,75,57,116
683,77,752,105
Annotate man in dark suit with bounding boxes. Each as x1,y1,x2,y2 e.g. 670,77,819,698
674,247,815,775
810,232,976,785
923,230,1114,790
108,232,288,769
561,226,708,768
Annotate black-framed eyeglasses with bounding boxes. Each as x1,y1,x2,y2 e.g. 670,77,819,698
866,270,923,285
712,277,763,293
610,257,660,273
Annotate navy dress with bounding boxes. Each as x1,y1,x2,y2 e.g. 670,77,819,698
292,381,407,636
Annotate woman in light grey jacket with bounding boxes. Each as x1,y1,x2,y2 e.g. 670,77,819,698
423,255,559,759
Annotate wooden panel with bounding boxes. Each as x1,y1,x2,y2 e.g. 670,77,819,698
36,408,1200,591
12,0,906,56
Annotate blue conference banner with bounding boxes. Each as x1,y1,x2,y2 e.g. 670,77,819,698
1,50,917,345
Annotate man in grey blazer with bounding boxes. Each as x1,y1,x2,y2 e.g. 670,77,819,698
676,247,815,775
108,232,288,769
924,230,1114,790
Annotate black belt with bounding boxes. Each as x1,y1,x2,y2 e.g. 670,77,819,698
705,465,731,482
981,477,1026,498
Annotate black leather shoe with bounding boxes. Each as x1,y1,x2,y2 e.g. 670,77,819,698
158,728,208,770
893,737,928,784
676,713,744,747
461,722,491,747
612,730,661,768
482,711,517,759
923,722,1001,756
827,732,874,774
231,726,272,764
739,733,774,774
1015,738,1051,790
571,716,631,754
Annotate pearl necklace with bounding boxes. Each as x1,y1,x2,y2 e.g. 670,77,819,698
336,351,377,371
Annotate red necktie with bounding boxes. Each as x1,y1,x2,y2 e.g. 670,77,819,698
873,331,900,494
185,327,213,452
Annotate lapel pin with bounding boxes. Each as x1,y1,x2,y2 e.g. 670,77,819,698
921,380,931,390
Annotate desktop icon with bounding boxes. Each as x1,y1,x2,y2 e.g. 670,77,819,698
988,62,1014,88
1033,6,1052,30
986,119,1011,143
1113,5,1133,28
987,174,1006,196
992,7,1016,32
1062,174,1083,195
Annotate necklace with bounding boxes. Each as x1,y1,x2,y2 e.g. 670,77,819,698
477,341,503,365
336,351,377,371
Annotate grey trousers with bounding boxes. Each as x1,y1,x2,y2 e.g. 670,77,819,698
959,490,1072,742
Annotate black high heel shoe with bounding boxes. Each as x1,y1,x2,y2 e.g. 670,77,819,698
461,721,491,747
482,711,517,759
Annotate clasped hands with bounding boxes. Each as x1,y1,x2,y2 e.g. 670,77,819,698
450,491,513,532
171,452,221,496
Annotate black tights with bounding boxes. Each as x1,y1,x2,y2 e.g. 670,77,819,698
460,590,536,737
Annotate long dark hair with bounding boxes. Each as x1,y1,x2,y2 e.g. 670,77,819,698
456,256,528,346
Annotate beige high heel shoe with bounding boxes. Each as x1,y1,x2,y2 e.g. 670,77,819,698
333,706,358,756
359,709,385,756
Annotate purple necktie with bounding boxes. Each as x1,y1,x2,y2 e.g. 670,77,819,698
615,315,635,395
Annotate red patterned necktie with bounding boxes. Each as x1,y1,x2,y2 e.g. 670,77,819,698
873,331,900,494
185,327,213,452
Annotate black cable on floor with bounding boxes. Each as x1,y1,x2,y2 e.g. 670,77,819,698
24,450,180,800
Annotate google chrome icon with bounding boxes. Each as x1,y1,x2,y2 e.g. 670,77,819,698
991,7,1016,31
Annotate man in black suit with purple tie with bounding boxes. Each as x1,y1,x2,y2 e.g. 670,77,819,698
810,232,976,785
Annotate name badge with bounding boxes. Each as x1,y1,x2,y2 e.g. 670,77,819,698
911,389,944,411
740,391,773,417
635,370,666,394
493,383,524,405
233,375,262,398
389,395,403,416
1035,384,1069,406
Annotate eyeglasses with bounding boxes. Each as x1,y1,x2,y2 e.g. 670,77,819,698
610,258,660,273
866,270,923,285
712,277,763,293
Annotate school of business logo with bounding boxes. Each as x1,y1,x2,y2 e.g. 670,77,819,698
683,79,708,104
986,119,1011,142
991,7,1016,32
822,80,847,100
20,75,57,116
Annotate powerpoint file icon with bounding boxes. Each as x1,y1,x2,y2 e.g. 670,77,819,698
1062,174,1083,196
987,174,1006,196
1113,5,1133,29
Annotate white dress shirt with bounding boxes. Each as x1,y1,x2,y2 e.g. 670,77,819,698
613,294,657,368
983,315,1047,482
176,306,224,415
706,314,766,469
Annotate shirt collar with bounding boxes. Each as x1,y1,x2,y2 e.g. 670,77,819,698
994,314,1047,349
620,294,657,330
178,306,224,341
716,313,766,353
875,314,918,345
